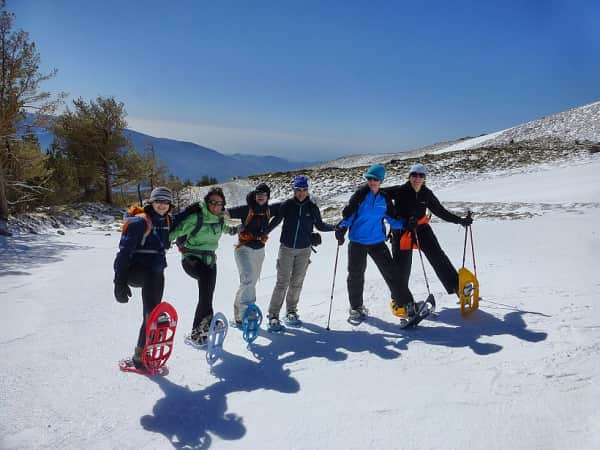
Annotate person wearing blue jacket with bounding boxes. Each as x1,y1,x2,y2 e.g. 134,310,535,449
265,175,335,330
113,187,173,369
335,164,410,323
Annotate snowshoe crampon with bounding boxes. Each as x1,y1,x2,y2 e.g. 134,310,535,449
458,267,479,316
119,302,177,375
206,312,228,365
400,295,435,329
242,304,262,344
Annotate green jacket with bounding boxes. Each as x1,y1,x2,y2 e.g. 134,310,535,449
169,202,236,266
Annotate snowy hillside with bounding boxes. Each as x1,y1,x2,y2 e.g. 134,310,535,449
313,100,600,169
2,149,600,449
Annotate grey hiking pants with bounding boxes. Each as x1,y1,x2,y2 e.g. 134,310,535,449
233,245,266,322
268,244,311,318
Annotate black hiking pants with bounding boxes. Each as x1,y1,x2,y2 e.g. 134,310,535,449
127,263,165,348
347,240,412,309
182,256,217,329
391,224,458,295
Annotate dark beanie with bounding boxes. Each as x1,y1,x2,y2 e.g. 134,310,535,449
254,183,270,198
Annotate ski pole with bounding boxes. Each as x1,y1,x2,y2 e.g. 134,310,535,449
413,230,431,296
469,223,477,278
326,244,341,330
461,210,472,268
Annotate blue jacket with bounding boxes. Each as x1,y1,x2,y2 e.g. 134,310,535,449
338,186,404,245
113,207,171,280
267,196,335,249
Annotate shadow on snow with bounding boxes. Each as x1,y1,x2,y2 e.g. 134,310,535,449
0,234,90,276
140,321,404,448
367,307,548,355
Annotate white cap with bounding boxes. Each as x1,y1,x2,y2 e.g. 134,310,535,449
409,163,427,176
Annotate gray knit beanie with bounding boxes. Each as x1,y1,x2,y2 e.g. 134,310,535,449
149,187,173,203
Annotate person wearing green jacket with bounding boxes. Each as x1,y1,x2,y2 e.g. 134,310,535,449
169,187,237,345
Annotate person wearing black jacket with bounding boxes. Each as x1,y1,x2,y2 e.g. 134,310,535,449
265,175,335,330
228,183,281,325
383,163,472,315
113,187,173,369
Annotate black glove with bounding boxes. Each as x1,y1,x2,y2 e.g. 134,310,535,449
334,227,347,246
459,215,473,227
406,216,418,232
114,282,132,303
310,232,322,247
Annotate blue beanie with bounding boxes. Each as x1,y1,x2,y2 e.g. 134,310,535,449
364,164,385,181
293,175,309,189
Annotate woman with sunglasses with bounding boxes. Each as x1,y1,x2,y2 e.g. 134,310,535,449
113,187,174,369
335,164,408,323
169,187,238,345
383,163,473,318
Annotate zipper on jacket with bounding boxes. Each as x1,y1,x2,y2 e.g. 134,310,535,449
293,203,303,248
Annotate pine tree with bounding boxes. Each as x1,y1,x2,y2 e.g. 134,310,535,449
53,96,128,203
0,0,64,226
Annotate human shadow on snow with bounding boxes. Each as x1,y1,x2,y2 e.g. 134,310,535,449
367,307,548,355
250,321,401,364
140,321,405,448
0,234,89,276
141,348,300,449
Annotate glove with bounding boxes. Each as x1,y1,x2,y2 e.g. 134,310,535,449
310,232,322,247
406,216,418,232
114,282,132,303
334,227,347,246
459,215,473,227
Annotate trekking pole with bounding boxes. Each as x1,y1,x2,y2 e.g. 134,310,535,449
462,210,472,268
413,230,435,308
469,223,477,278
326,244,341,330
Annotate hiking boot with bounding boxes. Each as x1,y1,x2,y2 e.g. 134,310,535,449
267,316,283,332
189,327,208,345
348,306,368,321
285,311,300,324
391,301,419,319
190,316,212,345
132,346,145,370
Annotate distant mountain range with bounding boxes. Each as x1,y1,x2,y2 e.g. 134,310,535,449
123,129,316,182
19,115,316,182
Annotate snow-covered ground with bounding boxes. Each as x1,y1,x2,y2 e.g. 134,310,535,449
2,158,600,449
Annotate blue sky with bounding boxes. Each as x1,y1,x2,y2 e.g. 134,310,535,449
11,0,600,161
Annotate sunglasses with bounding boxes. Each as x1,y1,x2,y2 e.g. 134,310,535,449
153,200,171,205
410,173,426,179
294,188,308,192
366,177,381,182
208,200,225,206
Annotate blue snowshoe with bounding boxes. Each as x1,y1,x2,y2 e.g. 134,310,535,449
241,304,262,343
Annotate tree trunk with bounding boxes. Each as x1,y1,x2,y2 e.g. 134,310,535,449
103,161,112,204
0,163,9,221
0,141,11,222
137,184,142,205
